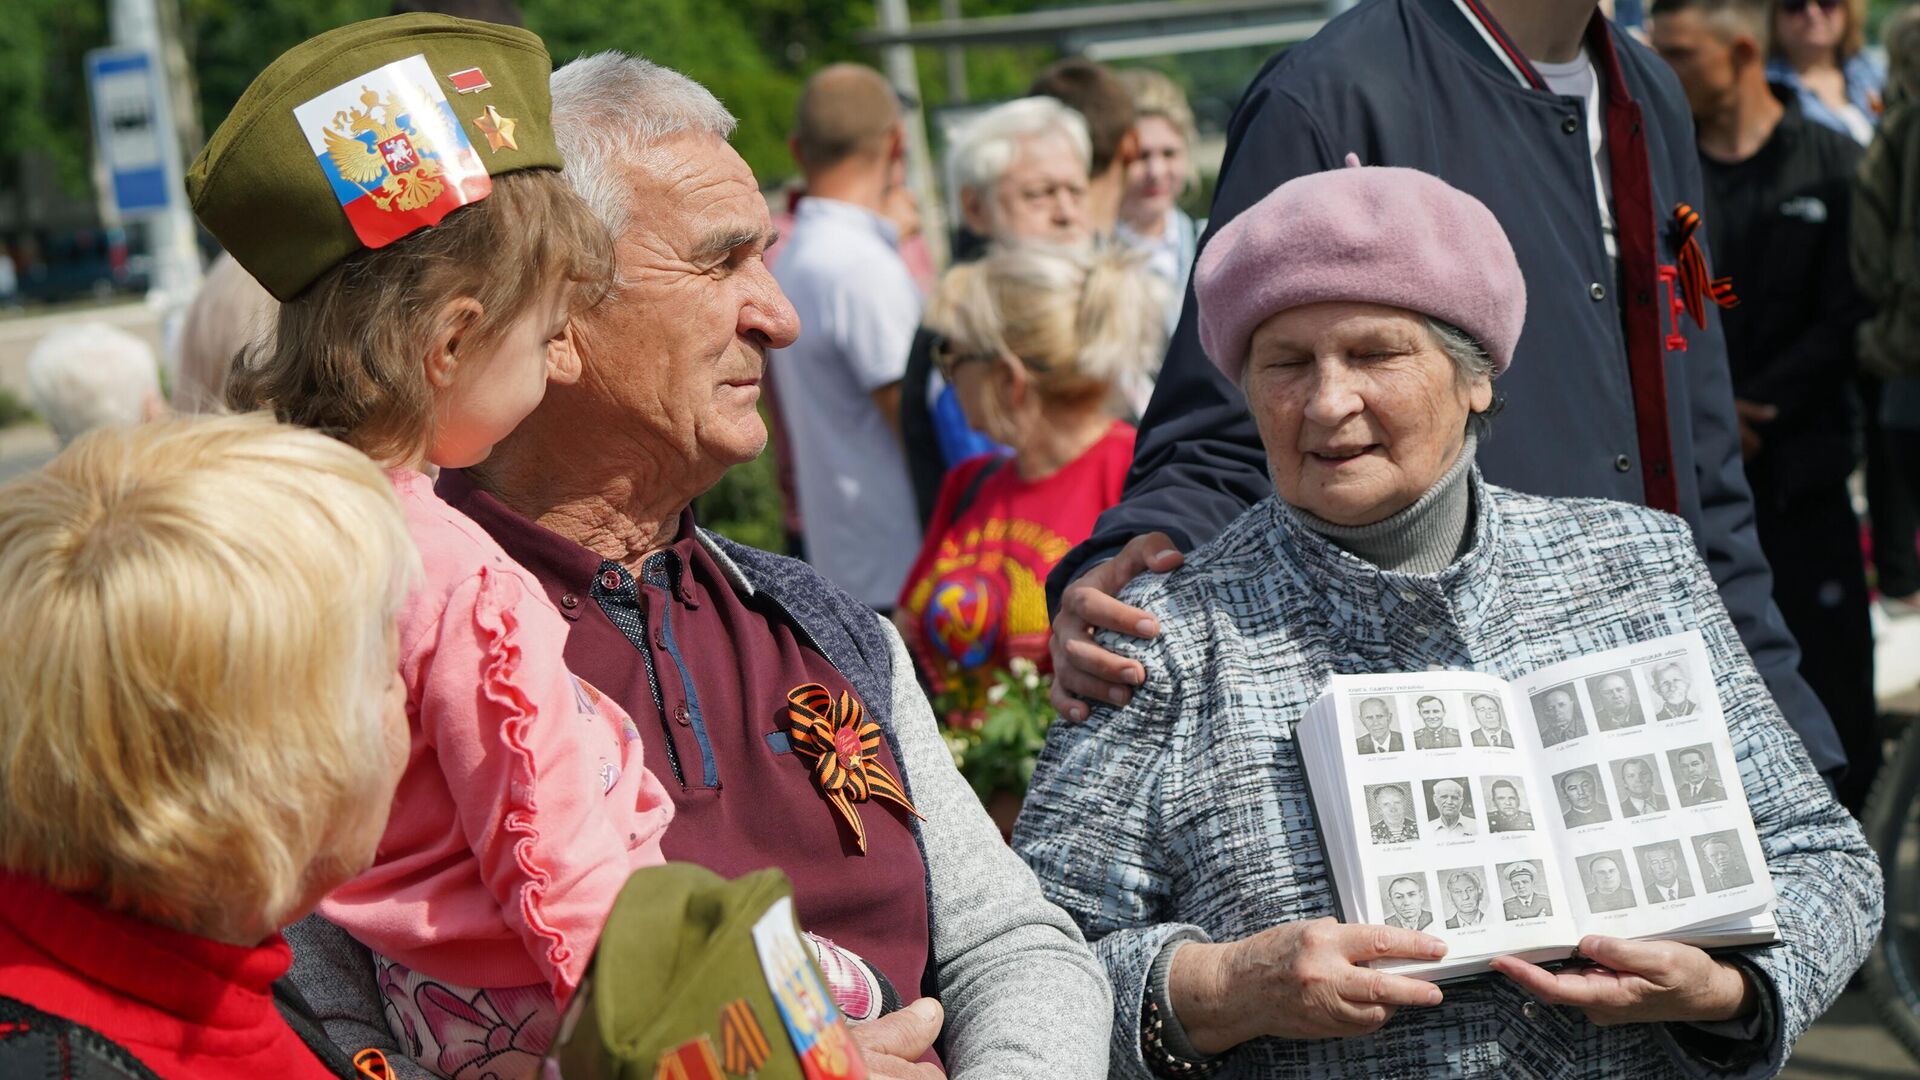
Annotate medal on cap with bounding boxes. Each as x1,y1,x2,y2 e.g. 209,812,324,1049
445,66,492,94
292,53,492,248
475,105,518,153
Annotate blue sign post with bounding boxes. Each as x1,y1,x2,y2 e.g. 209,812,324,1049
86,47,175,219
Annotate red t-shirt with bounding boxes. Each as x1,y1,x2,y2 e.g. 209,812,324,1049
897,422,1135,695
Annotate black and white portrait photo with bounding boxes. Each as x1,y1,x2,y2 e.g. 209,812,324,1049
1579,850,1637,913
1530,683,1589,747
1553,765,1612,828
1379,872,1434,930
1497,860,1553,920
1586,669,1647,731
1354,695,1405,755
1440,867,1492,929
1468,693,1515,748
1694,831,1755,893
1423,777,1478,837
1411,694,1463,749
1610,755,1670,817
1669,744,1730,806
1634,841,1696,904
1366,782,1421,844
1645,659,1699,721
1484,775,1536,832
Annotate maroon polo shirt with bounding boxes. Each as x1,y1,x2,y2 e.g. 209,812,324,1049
438,469,933,1005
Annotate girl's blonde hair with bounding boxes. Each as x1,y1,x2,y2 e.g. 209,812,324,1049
928,243,1168,412
227,168,614,464
0,414,421,940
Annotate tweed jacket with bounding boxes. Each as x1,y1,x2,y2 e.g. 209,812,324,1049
286,529,1111,1080
1014,475,1879,1080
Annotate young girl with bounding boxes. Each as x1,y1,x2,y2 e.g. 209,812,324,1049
186,16,672,1075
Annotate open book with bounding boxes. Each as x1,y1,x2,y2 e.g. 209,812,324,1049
1297,631,1778,982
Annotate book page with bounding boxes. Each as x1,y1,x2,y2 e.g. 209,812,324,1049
1510,631,1775,941
1325,671,1580,971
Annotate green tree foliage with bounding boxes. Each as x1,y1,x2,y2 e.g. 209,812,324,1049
0,0,108,195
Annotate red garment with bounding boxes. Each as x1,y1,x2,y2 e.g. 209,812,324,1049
0,872,334,1079
897,422,1135,692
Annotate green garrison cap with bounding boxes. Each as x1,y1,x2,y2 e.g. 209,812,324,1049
187,13,563,301
548,863,866,1080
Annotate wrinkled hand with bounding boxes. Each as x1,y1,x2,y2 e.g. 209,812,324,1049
1734,399,1777,462
1490,935,1754,1026
850,998,947,1079
1172,918,1446,1052
1047,532,1184,722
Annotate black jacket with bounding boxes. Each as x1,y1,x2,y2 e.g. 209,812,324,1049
1045,0,1844,781
1702,89,1869,501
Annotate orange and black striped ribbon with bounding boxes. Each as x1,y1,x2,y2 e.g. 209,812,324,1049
353,1049,393,1080
785,683,925,854
1671,202,1738,329
720,998,772,1074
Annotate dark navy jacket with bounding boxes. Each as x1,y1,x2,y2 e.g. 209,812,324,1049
1048,0,1846,780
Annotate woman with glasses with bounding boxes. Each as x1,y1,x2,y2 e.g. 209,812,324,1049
895,244,1166,712
1769,0,1884,143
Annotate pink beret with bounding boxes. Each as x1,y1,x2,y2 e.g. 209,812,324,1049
1195,155,1526,383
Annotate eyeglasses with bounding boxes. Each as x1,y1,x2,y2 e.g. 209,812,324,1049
932,338,998,377
1780,0,1842,14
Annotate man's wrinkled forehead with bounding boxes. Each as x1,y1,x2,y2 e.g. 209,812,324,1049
628,132,772,250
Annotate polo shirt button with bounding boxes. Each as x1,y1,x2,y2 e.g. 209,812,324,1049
1522,1001,1540,1020
674,703,691,726
600,570,622,590
560,592,580,610
1588,282,1606,301
1615,454,1632,472
1562,115,1579,134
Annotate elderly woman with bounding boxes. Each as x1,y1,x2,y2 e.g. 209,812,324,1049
0,415,418,1077
1014,161,1880,1078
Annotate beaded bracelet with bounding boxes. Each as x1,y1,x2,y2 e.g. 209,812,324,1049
1141,998,1224,1079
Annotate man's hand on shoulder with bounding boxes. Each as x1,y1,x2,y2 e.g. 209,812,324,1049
851,998,948,1078
1048,531,1184,722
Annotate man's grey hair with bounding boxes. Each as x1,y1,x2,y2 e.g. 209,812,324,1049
549,52,739,240
26,322,160,446
945,96,1091,197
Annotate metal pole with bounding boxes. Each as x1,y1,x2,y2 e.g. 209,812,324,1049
940,0,968,105
109,0,202,312
875,0,950,269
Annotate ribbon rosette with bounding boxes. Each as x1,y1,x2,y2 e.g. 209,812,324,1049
785,683,924,853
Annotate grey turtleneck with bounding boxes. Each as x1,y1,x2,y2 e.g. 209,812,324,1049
1296,430,1479,574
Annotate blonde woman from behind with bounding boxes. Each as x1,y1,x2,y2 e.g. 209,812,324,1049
897,244,1166,720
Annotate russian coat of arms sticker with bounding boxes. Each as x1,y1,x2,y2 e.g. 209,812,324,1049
292,53,492,248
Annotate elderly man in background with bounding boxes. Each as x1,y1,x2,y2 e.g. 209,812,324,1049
288,52,1110,1080
900,96,1094,522
25,322,164,447
1028,58,1136,235
169,252,276,414
771,63,925,612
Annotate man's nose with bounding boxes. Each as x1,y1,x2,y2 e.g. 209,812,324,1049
743,269,801,350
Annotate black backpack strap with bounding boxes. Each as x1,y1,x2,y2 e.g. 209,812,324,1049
0,994,164,1080
273,976,364,1078
949,455,1010,520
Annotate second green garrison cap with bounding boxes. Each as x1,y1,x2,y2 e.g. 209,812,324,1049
187,13,563,302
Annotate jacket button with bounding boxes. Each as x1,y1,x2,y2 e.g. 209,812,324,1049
1589,282,1607,301
1615,454,1632,472
560,592,580,610
674,703,691,726
1562,115,1579,134
1522,1001,1540,1020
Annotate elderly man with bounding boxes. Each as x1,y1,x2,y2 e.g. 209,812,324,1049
25,323,164,447
772,64,924,611
1536,686,1589,747
1469,693,1513,747
1427,779,1477,836
1586,856,1638,913
1444,871,1489,929
1412,695,1461,749
1383,876,1433,930
1354,696,1403,755
286,52,1110,1080
900,95,1093,522
1642,843,1696,903
1591,672,1649,730
1560,768,1613,827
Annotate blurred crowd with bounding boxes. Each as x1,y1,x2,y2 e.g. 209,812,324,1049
1,0,1916,1076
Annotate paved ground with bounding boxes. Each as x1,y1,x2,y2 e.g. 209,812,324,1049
3,302,1920,1074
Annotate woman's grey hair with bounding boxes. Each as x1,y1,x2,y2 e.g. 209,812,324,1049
26,322,160,446
1424,316,1501,438
944,96,1092,197
549,52,738,240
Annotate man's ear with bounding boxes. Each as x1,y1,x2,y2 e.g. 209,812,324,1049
1116,127,1142,169
1733,31,1763,66
423,297,485,389
547,318,584,385
959,187,991,236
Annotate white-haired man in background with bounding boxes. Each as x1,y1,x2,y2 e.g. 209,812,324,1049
26,322,164,446
900,96,1095,522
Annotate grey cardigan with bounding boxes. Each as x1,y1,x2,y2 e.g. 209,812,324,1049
285,529,1111,1078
